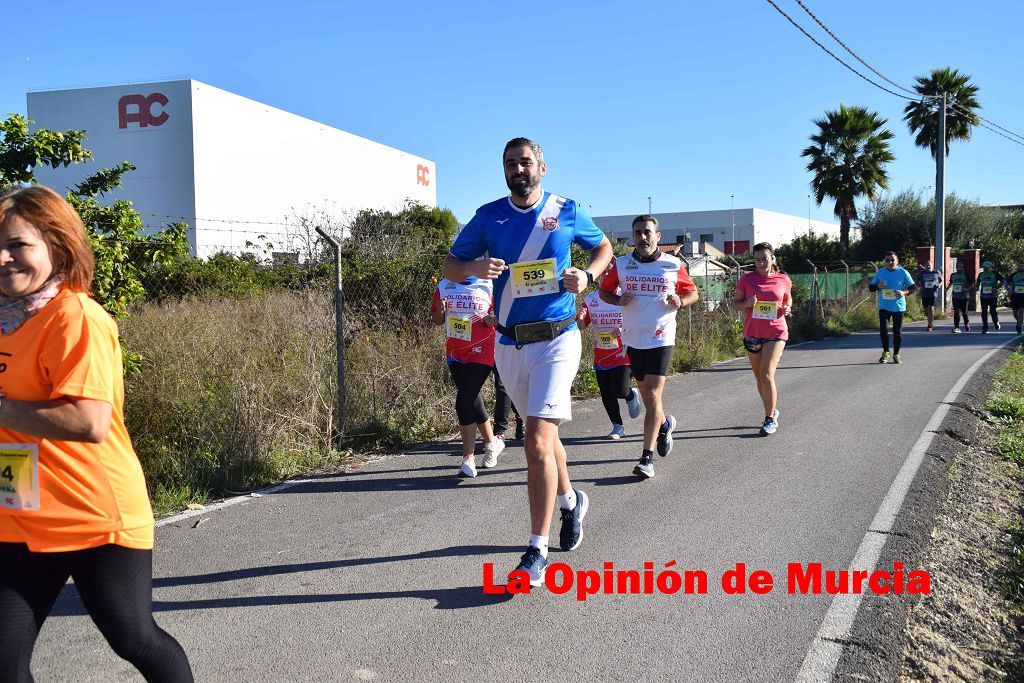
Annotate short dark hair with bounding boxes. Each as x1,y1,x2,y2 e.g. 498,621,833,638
752,241,774,254
503,137,544,164
885,251,898,259
631,214,659,230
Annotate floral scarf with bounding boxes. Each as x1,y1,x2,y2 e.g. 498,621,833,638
0,275,65,335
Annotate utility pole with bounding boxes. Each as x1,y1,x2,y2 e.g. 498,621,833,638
935,94,946,315
731,195,735,256
648,196,652,214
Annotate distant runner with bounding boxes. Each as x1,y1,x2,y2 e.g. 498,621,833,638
732,242,793,436
430,276,505,477
916,259,942,332
869,252,916,364
600,215,698,479
948,260,973,333
977,260,1003,333
1011,261,1024,335
579,277,641,440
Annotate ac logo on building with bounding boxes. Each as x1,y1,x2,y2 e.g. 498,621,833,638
416,164,431,187
118,93,169,129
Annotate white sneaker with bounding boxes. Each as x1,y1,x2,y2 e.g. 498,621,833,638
606,424,626,440
772,408,779,421
626,388,642,419
481,439,505,468
458,458,477,478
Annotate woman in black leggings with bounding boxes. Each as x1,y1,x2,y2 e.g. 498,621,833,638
579,290,640,439
0,186,192,683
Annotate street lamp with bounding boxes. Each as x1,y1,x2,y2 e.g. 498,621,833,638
730,195,735,255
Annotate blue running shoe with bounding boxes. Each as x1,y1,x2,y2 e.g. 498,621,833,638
512,547,548,587
657,415,676,457
559,488,589,551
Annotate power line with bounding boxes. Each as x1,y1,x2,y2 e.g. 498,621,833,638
792,0,928,99
762,0,920,101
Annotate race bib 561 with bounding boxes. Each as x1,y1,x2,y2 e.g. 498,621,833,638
752,301,778,320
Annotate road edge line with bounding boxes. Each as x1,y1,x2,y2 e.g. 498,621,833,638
794,336,1018,682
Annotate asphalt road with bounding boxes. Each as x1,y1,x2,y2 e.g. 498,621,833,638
32,316,1020,682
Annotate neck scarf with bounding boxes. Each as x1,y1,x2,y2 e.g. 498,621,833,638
0,275,65,335
633,248,661,264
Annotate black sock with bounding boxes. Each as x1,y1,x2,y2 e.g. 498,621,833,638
642,449,654,459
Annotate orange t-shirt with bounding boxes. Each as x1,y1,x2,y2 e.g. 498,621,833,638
0,290,154,552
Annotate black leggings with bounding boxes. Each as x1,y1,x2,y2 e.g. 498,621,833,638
952,299,969,327
980,299,999,327
491,367,520,434
448,361,491,426
0,542,193,683
595,366,632,425
879,310,904,353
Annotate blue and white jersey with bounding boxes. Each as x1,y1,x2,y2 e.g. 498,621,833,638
450,192,606,345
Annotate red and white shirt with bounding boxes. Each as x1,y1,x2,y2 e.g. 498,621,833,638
431,277,495,366
580,291,629,369
600,252,697,349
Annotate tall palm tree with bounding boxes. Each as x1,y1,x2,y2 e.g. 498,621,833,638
801,104,895,248
903,67,980,159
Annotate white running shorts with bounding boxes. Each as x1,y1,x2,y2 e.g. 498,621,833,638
494,328,581,423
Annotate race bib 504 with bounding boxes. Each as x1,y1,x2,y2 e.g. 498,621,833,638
446,316,472,341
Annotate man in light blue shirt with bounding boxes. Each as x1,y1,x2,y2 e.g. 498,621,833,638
869,252,916,364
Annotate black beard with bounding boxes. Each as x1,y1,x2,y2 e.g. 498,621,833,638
507,177,538,198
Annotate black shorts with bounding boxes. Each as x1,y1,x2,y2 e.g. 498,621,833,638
920,294,936,307
743,337,785,354
626,345,673,381
1012,296,1024,311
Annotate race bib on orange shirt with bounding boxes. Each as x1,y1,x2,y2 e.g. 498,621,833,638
0,443,39,512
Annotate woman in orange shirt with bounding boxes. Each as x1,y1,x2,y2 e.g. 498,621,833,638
0,186,192,682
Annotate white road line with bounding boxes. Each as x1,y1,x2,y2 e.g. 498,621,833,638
155,479,312,528
795,336,1018,683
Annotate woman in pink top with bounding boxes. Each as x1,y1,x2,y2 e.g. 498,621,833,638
732,242,792,436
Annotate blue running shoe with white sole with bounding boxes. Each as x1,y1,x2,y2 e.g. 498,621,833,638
512,547,548,587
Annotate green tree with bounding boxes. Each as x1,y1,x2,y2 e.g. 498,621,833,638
801,104,895,248
903,67,980,159
0,114,91,184
0,114,189,317
774,230,846,273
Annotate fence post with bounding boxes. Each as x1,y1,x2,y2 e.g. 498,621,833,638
315,226,346,440
806,259,819,318
839,259,850,313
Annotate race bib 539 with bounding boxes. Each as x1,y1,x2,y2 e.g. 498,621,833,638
511,259,558,298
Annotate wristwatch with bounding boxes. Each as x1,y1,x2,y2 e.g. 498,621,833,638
584,270,595,287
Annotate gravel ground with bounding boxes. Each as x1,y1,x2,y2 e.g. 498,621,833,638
900,412,1024,681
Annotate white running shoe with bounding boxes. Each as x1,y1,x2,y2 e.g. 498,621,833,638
481,439,505,468
772,408,779,421
626,388,642,419
458,458,477,478
606,424,626,440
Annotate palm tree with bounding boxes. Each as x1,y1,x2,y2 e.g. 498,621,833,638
801,104,895,248
903,67,980,159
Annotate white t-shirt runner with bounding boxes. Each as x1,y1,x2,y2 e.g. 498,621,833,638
600,252,698,350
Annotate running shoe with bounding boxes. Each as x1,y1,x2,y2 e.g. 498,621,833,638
996,322,1002,331
893,354,902,364
965,324,971,332
1017,325,1022,335
481,438,505,468
981,328,989,334
514,418,525,441
626,388,642,419
512,547,548,587
879,351,890,364
633,452,655,479
952,327,962,333
657,415,676,457
559,488,589,551
772,408,780,420
458,458,477,478
927,325,933,332
606,424,626,440
759,417,778,436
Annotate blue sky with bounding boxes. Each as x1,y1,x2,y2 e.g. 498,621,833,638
3,0,1021,225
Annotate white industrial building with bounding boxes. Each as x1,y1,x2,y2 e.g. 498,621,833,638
594,208,840,255
27,79,436,256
